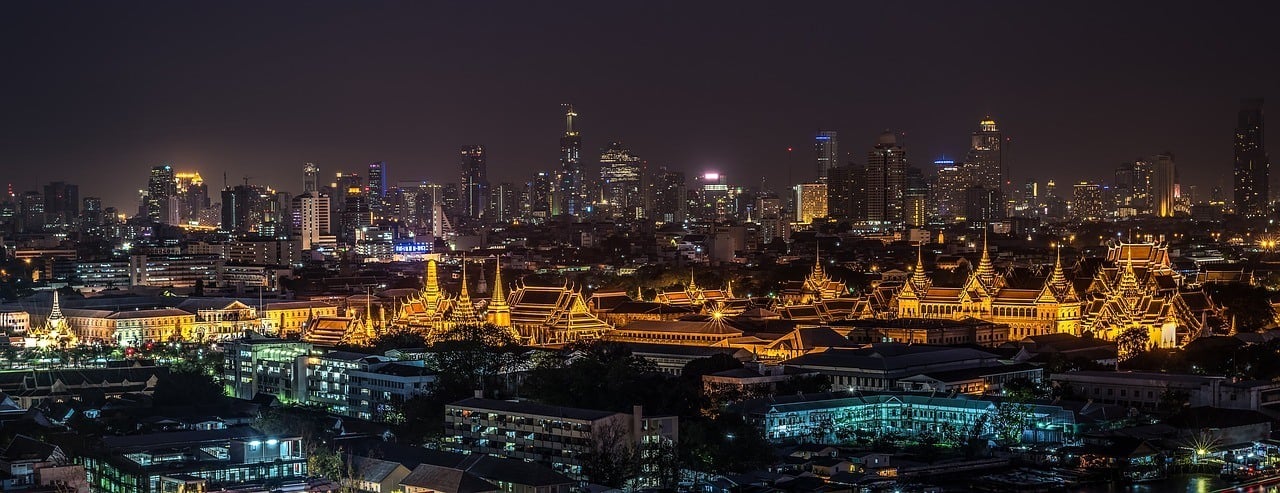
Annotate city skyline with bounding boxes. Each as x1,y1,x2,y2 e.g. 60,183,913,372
2,2,1277,210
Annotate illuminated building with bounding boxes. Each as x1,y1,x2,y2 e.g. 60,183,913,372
740,391,1074,444
866,131,907,227
506,282,612,345
904,166,928,227
485,182,518,223
966,118,1004,193
933,159,965,221
444,398,677,480
174,171,209,225
30,291,76,349
368,161,387,213
599,142,643,219
303,162,319,193
653,168,687,223
1234,98,1269,215
81,427,308,493
793,182,828,224
559,104,584,216
486,258,510,327
1079,242,1217,347
145,164,176,223
127,254,221,288
779,248,847,305
460,145,487,220
291,191,332,251
815,130,838,181
1151,152,1177,217
1072,182,1104,220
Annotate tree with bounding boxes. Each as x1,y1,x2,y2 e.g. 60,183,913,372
582,419,636,488
152,367,224,406
1115,327,1150,362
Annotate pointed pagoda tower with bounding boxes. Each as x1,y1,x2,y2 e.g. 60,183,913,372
1035,246,1083,334
486,257,511,328
38,290,77,349
448,256,482,325
423,259,442,307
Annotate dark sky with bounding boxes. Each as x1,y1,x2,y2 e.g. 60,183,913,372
2,1,1277,210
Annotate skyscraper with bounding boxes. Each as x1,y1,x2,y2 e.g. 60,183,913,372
559,104,584,216
866,131,907,226
1234,98,1269,216
303,163,319,193
653,168,687,223
146,164,176,223
966,118,1004,191
460,145,488,220
825,165,853,221
933,159,965,222
794,182,828,223
175,172,209,226
904,167,928,227
367,161,387,213
815,131,838,181
42,181,78,226
599,142,643,219
1072,182,1104,221
1150,152,1177,217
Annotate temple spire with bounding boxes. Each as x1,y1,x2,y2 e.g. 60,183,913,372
423,258,441,304
910,243,929,289
49,290,63,321
490,256,506,305
973,229,996,287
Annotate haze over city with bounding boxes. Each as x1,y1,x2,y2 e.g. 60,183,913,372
3,1,1277,209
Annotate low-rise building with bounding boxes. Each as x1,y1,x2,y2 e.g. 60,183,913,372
80,427,307,493
1051,371,1280,412
736,391,1076,445
782,343,1037,393
835,317,1009,347
0,435,88,493
443,397,677,480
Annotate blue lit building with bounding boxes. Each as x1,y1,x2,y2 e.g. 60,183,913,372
737,391,1075,445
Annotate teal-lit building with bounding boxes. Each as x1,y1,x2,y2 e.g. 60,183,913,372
81,427,306,493
738,391,1076,445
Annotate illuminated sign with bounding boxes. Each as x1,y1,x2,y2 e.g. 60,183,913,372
393,243,433,254
815,135,832,141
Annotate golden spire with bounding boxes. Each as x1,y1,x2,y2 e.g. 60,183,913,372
423,258,441,304
910,243,929,289
974,229,995,284
451,255,481,325
490,256,507,306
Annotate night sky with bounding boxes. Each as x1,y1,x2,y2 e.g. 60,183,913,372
2,1,1277,210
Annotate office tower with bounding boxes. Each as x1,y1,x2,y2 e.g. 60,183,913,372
303,163,319,193
755,194,787,242
964,186,1003,225
695,172,735,222
526,171,555,221
1150,152,1177,217
559,104,584,216
367,161,387,213
220,185,263,234
42,181,78,225
966,118,1004,192
340,187,371,244
866,131,907,226
793,182,828,224
174,172,209,226
460,145,488,220
653,168,687,223
20,191,44,232
81,196,103,226
291,192,331,251
1072,182,1104,220
332,172,364,221
146,164,177,223
934,159,965,222
904,167,928,227
599,142,643,219
825,165,853,220
486,182,519,223
1234,98,1270,216
815,131,838,181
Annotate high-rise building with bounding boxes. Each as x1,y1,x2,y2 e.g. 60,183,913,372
42,181,78,226
933,159,965,222
599,142,643,219
174,172,209,226
1234,98,1270,216
291,192,332,251
460,145,488,220
794,182,828,224
653,168,687,224
367,161,387,213
82,196,104,226
527,171,556,221
559,104,584,216
19,191,44,232
1072,182,1104,221
486,182,519,223
966,118,1004,192
904,167,928,227
866,131,907,227
815,131,838,181
825,165,853,221
146,165,177,223
221,185,263,234
1150,152,1177,217
303,163,319,193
